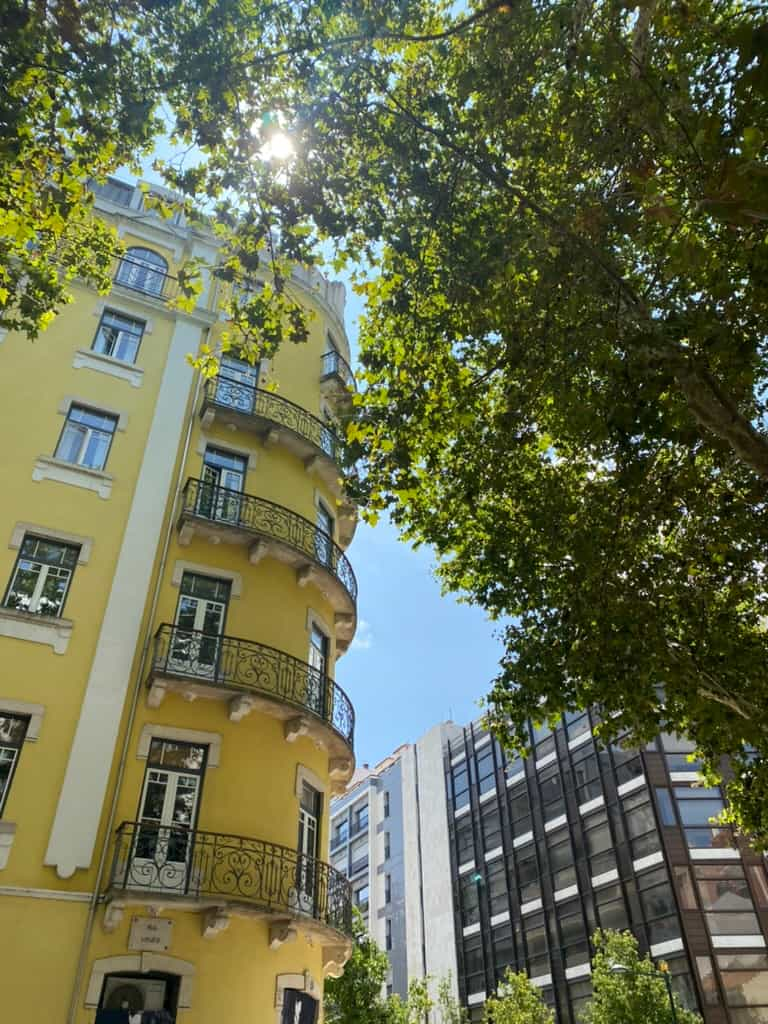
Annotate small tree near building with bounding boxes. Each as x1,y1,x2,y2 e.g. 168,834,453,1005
581,930,701,1024
482,970,554,1024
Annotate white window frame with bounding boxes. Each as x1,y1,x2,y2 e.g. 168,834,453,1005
55,404,118,472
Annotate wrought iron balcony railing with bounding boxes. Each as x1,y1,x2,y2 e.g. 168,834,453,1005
107,821,353,937
203,377,342,466
180,478,358,606
321,350,356,393
151,623,354,747
113,254,178,302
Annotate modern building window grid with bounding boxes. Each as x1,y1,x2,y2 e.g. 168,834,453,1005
444,711,768,1024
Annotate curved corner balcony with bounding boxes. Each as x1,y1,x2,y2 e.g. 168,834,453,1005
103,821,353,955
201,377,347,500
147,624,355,775
320,350,356,409
177,479,357,651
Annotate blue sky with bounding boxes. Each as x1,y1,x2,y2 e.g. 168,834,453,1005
332,283,504,765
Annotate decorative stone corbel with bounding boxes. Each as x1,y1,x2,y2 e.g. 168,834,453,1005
329,757,353,781
263,427,280,449
102,904,124,934
146,682,167,709
285,717,310,743
249,539,269,565
269,920,298,950
304,455,320,474
296,565,318,589
330,779,348,797
202,908,230,939
322,943,352,978
200,408,215,430
229,695,255,722
334,612,354,629
181,690,197,703
178,522,195,546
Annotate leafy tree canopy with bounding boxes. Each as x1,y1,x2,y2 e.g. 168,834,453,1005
6,0,768,840
582,930,701,1024
482,969,555,1024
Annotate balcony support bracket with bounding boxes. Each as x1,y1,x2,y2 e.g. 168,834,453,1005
146,682,167,709
323,943,352,979
248,539,270,565
329,756,353,781
102,903,124,934
200,407,215,430
296,564,319,589
269,920,299,950
178,522,195,547
304,455,320,475
202,907,230,939
262,427,280,449
229,694,256,722
285,717,310,744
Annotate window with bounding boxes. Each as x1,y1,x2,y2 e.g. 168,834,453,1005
558,899,589,968
595,882,630,932
281,990,318,1024
460,874,481,927
674,866,697,910
622,788,660,860
493,923,516,979
696,956,720,1006
385,918,392,951
571,742,602,805
664,956,699,1011
532,721,555,761
523,912,547,958
90,177,134,206
354,884,369,913
695,864,753,911
508,782,531,836
332,819,349,848
385,874,391,904
569,980,593,1020
749,865,768,908
464,935,484,994
315,501,335,566
516,846,541,904
384,831,391,861
718,953,768,1018
476,748,496,795
452,764,470,809
655,787,676,826
548,829,576,891
636,866,681,946
539,763,565,821
674,786,730,849
456,817,474,864
564,709,590,741
611,735,644,785
350,835,368,874
481,806,502,852
92,308,145,363
583,808,616,878
353,803,369,834
383,790,390,818
55,404,118,471
116,246,169,296
4,535,80,617
0,714,29,814
487,858,508,917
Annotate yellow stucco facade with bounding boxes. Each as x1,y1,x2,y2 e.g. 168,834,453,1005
0,180,358,1023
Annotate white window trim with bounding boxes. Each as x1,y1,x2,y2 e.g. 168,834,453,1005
196,433,257,470
137,725,222,768
72,348,144,388
0,699,45,741
296,763,327,799
170,560,242,598
306,606,333,640
314,490,337,540
9,523,93,564
33,455,113,500
85,954,195,1009
0,822,17,870
57,395,128,432
0,607,73,655
274,971,320,1020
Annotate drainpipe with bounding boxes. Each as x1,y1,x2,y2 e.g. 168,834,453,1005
65,332,207,1024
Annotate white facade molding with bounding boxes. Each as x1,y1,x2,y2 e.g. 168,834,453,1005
474,733,492,750
484,846,504,863
84,953,195,1009
650,938,685,957
463,922,481,937
711,935,766,948
531,974,553,988
0,822,17,869
633,851,665,873
513,831,534,849
554,884,579,902
57,394,129,431
454,804,471,820
44,318,199,879
506,770,525,787
617,775,646,796
479,787,497,804
535,752,557,770
450,751,466,767
565,963,592,980
195,432,257,470
690,848,741,861
568,730,592,750
544,814,568,833
670,771,704,783
72,348,144,388
32,455,113,499
579,795,605,816
591,868,620,889
305,606,333,642
490,911,510,927
295,763,327,798
0,699,45,740
9,522,93,563
170,560,242,597
0,884,91,901
520,898,543,916
458,860,476,876
467,991,486,1005
137,724,222,768
0,607,73,655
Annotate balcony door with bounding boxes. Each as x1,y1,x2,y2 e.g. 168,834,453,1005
170,572,230,678
307,624,329,717
132,739,207,894
199,447,247,525
314,501,334,568
295,781,322,913
215,354,258,412
281,990,318,1024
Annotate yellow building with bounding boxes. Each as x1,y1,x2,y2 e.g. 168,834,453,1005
0,178,359,1023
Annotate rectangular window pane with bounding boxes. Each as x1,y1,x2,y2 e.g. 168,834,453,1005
722,971,768,1007
749,866,768,908
655,788,676,825
55,404,117,470
696,956,719,1005
706,911,761,935
674,866,697,909
93,309,144,363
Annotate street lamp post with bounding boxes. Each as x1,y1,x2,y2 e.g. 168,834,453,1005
610,959,678,1023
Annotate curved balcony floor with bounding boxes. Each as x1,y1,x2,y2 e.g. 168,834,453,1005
103,821,353,957
176,479,358,652
200,377,348,505
146,624,354,784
